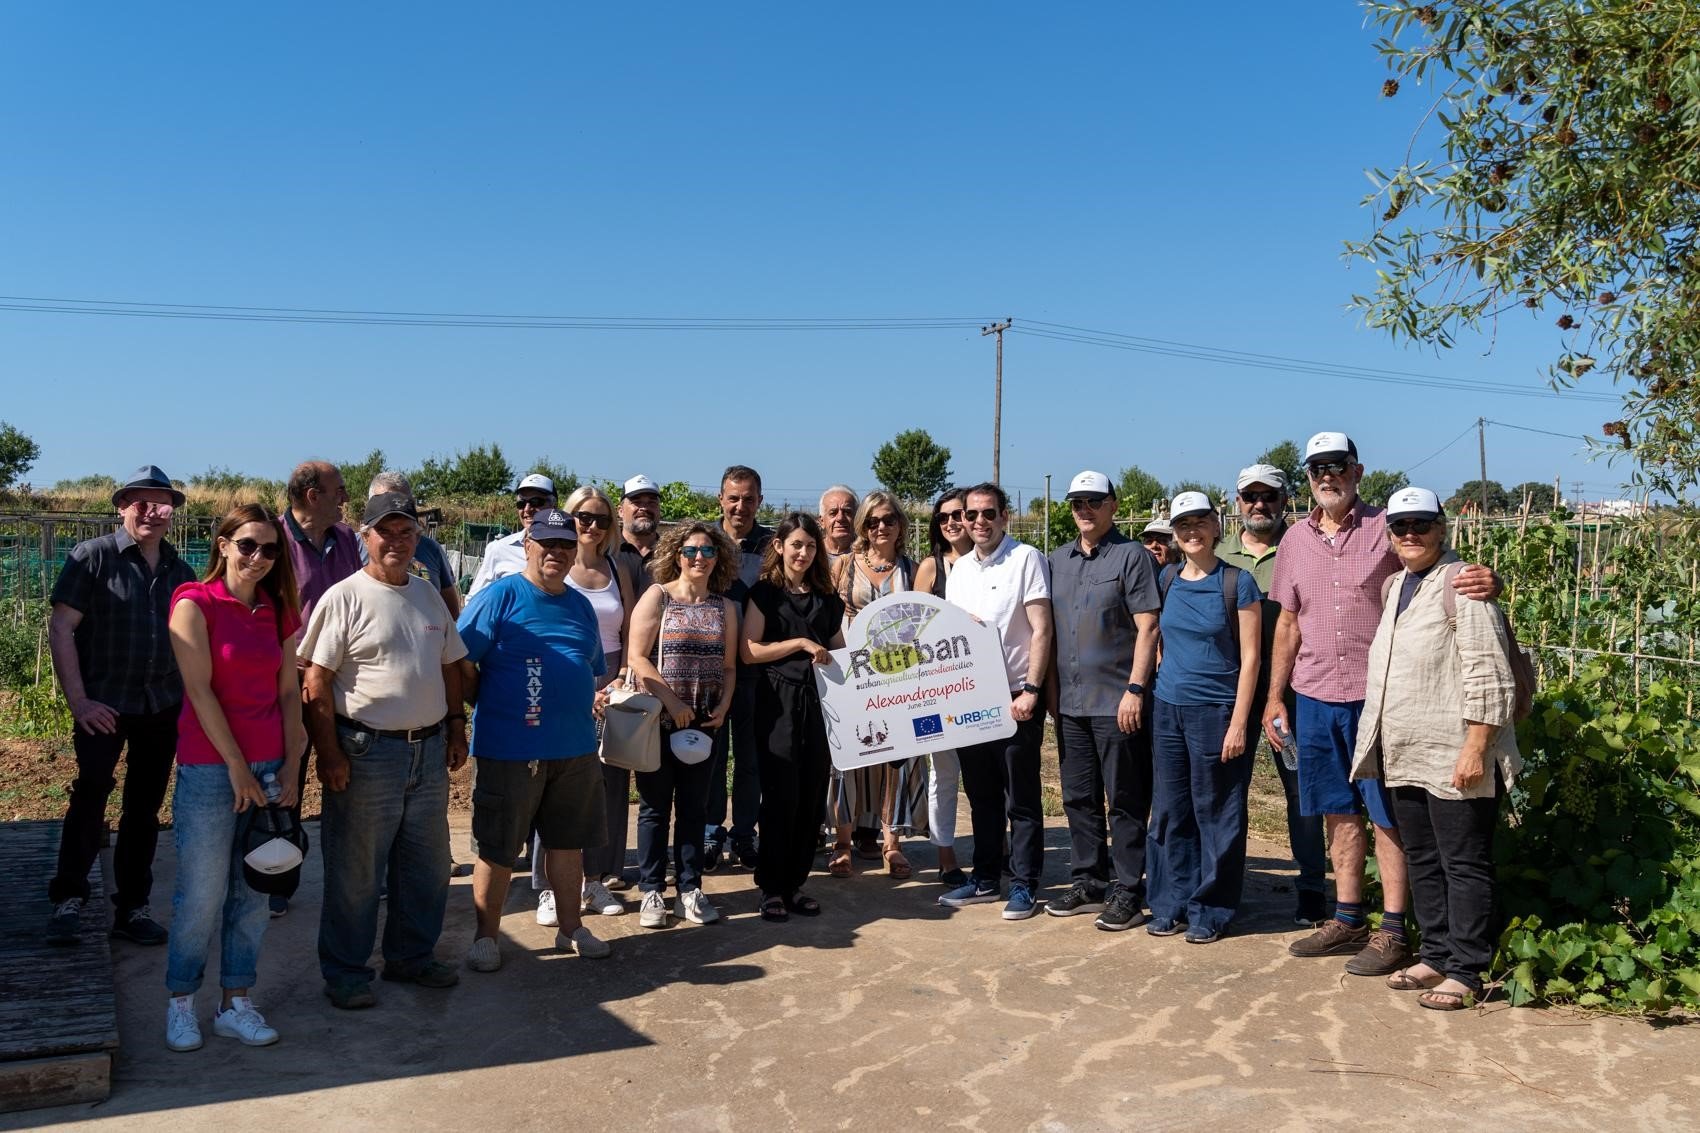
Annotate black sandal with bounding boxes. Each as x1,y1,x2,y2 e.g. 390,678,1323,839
786,892,822,917
760,894,789,922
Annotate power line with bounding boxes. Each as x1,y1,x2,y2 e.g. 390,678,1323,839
1483,419,1589,441
1401,422,1478,473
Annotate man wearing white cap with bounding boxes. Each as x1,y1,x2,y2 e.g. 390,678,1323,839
467,473,557,597
1266,432,1498,976
614,474,663,597
1216,464,1327,926
1139,517,1176,570
1044,471,1162,931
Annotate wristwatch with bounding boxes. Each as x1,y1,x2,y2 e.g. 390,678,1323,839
1125,683,1145,696
1020,682,1042,697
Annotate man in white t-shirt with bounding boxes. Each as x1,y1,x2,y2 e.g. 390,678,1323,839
941,482,1054,921
299,492,469,1010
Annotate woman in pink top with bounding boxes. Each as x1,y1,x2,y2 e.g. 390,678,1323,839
162,504,304,1053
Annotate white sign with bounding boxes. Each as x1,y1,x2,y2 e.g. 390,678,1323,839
815,591,1017,772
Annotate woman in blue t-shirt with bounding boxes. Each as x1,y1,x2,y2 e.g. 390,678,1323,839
1147,492,1262,943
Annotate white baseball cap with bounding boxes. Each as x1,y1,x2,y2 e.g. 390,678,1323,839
1304,432,1358,465
244,836,305,876
514,473,557,496
1140,517,1173,537
622,474,661,499
670,728,713,764
1065,470,1114,500
1236,463,1288,492
1386,486,1442,521
1169,491,1215,522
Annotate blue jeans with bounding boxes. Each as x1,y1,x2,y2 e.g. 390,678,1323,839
705,678,759,847
318,726,450,984
1147,699,1253,934
164,758,282,996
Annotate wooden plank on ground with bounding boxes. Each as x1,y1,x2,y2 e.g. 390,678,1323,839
0,1052,110,1112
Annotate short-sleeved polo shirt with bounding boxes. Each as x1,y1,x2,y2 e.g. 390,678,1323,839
1218,526,1285,702
1048,531,1160,716
283,510,361,623
468,530,527,597
170,579,302,765
1269,501,1398,703
945,533,1051,694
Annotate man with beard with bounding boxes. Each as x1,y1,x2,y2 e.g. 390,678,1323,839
1215,464,1326,926
614,474,662,597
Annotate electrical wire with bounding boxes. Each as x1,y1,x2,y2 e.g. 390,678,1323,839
1484,419,1589,441
1401,422,1479,474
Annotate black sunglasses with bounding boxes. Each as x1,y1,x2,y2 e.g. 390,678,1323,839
865,515,900,529
1390,518,1439,536
963,508,1000,522
936,508,964,523
679,545,719,560
516,496,554,510
228,537,282,561
1240,490,1282,504
1068,495,1109,509
1307,461,1350,478
572,511,612,530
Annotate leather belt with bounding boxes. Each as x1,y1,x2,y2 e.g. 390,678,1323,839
335,714,442,743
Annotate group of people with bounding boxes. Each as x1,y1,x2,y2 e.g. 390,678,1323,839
40,429,1528,1054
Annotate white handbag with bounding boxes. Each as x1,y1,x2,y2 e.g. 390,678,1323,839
598,668,662,773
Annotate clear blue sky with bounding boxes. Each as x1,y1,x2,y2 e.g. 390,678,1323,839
0,3,1636,508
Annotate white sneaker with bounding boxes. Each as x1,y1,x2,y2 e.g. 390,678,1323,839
558,926,611,958
535,888,558,927
639,890,669,928
165,996,202,1052
581,880,625,916
467,936,502,973
211,997,278,1046
676,888,720,925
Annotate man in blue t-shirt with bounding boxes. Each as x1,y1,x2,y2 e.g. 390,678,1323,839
455,509,611,969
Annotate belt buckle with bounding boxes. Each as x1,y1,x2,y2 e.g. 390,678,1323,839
404,725,428,744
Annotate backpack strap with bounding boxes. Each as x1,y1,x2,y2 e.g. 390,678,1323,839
1440,561,1464,626
1221,563,1242,656
1158,563,1180,603
1380,571,1398,610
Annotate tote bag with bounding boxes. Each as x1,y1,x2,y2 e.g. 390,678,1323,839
599,669,662,773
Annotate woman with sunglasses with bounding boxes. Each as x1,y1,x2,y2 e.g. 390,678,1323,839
162,504,304,1051
741,512,845,921
1350,488,1522,1012
827,491,930,880
627,522,741,928
911,487,970,887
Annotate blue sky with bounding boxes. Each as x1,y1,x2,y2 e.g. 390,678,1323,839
0,4,1636,508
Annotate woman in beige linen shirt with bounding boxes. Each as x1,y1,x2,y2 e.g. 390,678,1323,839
1351,486,1522,1012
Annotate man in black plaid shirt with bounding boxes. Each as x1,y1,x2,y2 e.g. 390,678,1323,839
45,465,197,947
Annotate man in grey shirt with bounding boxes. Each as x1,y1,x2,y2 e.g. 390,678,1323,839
1044,471,1161,932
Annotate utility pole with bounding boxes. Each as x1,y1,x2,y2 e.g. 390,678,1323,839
1477,416,1489,518
982,318,1012,485
1043,473,1052,554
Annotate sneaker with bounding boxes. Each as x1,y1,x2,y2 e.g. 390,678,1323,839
45,897,83,946
602,873,632,892
535,888,559,927
938,876,1000,907
381,959,460,988
1294,889,1327,926
1344,928,1413,976
449,860,474,879
1094,889,1151,932
581,880,625,916
324,979,377,1010
112,905,169,946
212,997,279,1046
639,890,669,928
702,841,724,873
165,996,202,1052
1184,924,1223,945
1002,883,1040,921
1146,917,1187,937
676,888,720,924
731,840,758,869
558,926,611,958
268,895,289,919
467,936,502,973
938,867,968,889
1289,917,1370,958
1046,883,1106,917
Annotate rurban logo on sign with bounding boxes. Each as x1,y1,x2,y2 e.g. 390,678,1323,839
847,633,972,679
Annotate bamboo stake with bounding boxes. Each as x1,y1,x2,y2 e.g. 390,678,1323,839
1689,562,1697,717
1633,589,1644,703
1569,527,1585,680
1589,519,1603,599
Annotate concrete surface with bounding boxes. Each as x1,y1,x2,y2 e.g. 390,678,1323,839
8,809,1699,1132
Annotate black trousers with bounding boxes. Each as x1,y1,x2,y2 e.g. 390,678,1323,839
49,706,179,911
959,709,1045,890
753,672,831,897
1392,784,1501,992
582,762,632,881
1056,712,1151,898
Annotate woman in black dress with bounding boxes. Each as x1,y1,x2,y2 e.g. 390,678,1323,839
741,512,846,921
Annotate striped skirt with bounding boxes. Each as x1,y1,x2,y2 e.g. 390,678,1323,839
828,756,931,839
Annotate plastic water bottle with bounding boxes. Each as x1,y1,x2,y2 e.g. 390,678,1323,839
1274,718,1298,772
262,772,282,805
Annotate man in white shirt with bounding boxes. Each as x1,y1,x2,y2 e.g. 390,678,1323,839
940,482,1054,921
467,473,556,597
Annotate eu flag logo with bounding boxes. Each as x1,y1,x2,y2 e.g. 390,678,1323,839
912,714,943,738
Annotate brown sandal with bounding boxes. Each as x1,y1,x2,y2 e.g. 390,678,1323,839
828,845,854,878
1386,967,1444,992
1418,988,1475,1011
883,848,912,880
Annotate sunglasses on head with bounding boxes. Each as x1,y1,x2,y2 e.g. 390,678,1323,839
1240,489,1281,504
228,537,281,560
1069,495,1108,509
865,515,900,529
679,545,719,560
1307,461,1350,478
516,496,553,510
1390,518,1439,536
572,511,612,529
963,508,1000,522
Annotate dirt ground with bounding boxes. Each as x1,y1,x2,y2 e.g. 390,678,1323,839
8,796,1700,1131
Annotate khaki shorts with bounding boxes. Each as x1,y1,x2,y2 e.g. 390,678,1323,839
472,755,607,863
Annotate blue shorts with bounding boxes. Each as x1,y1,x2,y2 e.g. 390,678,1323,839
1294,694,1396,828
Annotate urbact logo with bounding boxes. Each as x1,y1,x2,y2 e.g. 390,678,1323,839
946,707,1003,727
912,714,943,738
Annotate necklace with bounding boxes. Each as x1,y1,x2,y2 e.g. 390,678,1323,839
862,553,894,574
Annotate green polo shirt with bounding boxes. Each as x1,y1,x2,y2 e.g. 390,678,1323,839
1216,527,1286,707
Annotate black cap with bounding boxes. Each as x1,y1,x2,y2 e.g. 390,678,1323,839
526,507,578,542
361,491,419,526
112,465,185,509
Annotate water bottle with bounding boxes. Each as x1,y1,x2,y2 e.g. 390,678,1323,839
1274,718,1298,772
262,772,282,805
